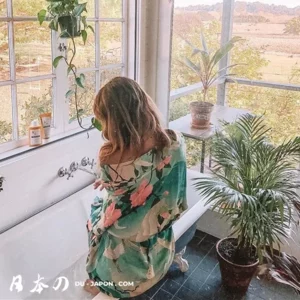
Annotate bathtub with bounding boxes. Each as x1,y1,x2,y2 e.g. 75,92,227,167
0,169,209,300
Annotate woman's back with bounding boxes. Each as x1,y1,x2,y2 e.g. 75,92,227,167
86,131,187,298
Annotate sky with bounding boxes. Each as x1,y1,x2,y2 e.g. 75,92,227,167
175,0,300,8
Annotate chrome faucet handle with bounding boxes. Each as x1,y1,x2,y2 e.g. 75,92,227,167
69,162,78,172
81,157,89,167
81,157,95,169
58,167,68,178
66,172,74,180
90,158,95,169
67,162,78,180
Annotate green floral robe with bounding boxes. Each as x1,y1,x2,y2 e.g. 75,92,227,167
86,131,187,298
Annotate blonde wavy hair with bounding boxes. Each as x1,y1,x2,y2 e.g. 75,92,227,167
93,77,171,165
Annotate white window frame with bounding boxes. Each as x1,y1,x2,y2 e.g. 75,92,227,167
168,0,300,119
0,0,134,156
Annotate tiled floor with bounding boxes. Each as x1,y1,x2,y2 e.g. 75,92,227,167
131,230,298,300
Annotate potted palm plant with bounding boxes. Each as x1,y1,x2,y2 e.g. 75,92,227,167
194,114,300,293
181,34,242,129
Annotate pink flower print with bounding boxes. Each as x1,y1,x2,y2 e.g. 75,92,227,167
87,219,92,231
160,212,170,219
156,155,172,171
157,161,165,171
114,188,126,196
163,191,169,196
130,179,153,207
164,155,172,165
103,202,122,227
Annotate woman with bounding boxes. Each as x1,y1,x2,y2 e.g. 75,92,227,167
84,77,187,298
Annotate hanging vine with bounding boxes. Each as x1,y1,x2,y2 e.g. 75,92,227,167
38,0,102,132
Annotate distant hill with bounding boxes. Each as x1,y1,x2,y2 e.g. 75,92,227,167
177,1,300,16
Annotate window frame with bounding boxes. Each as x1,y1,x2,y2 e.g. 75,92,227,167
0,0,132,156
168,0,300,117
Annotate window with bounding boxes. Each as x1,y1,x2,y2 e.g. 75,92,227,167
227,84,300,144
169,0,300,170
170,0,223,92
169,0,223,169
232,0,300,84
0,0,129,154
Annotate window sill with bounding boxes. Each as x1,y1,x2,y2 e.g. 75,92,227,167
0,126,97,163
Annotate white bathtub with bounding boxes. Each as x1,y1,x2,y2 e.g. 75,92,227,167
0,169,209,300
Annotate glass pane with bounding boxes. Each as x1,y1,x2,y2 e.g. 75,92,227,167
233,0,300,84
69,72,96,122
13,0,43,16
184,137,212,171
86,0,95,18
0,0,6,16
15,22,52,79
100,0,122,18
100,68,122,87
227,84,300,144
72,23,96,69
0,23,10,81
169,87,217,122
171,0,223,90
100,22,122,65
0,86,12,144
17,80,53,137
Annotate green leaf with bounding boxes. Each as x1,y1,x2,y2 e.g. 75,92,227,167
201,32,208,54
183,58,201,75
91,117,102,131
59,30,71,38
80,73,85,85
87,25,95,33
37,9,47,25
73,3,87,17
75,76,85,88
81,29,87,44
81,16,87,27
49,19,58,31
65,89,74,99
52,56,64,68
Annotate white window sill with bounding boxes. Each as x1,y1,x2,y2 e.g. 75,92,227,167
0,126,97,163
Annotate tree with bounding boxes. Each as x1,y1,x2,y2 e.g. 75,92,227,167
284,17,300,35
0,121,12,144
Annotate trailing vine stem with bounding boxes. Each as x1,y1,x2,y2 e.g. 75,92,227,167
38,1,102,135
60,29,94,137
64,35,93,133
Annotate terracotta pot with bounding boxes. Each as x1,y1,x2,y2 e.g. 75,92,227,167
216,238,259,294
189,101,214,129
58,16,81,38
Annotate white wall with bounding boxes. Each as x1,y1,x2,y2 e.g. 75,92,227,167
197,210,300,261
0,129,103,233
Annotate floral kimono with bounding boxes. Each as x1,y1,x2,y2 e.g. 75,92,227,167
86,131,187,298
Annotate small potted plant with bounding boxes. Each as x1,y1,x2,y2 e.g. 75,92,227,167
37,0,93,38
37,1,101,132
194,114,300,293
181,34,241,129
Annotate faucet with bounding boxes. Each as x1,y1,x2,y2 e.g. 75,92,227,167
57,157,98,179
